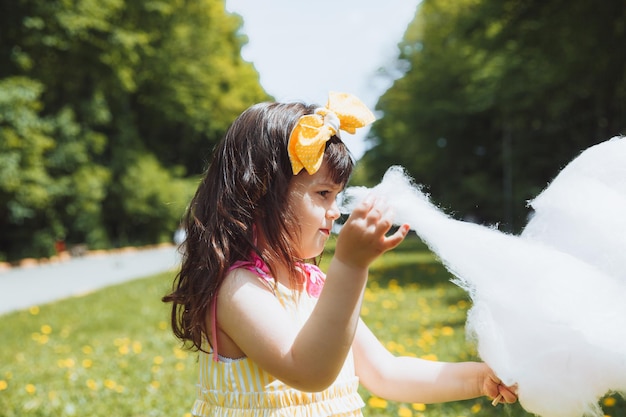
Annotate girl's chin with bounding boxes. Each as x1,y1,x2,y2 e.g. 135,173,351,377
298,246,326,260
296,235,332,259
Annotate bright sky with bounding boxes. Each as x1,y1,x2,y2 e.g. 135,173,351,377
225,0,420,158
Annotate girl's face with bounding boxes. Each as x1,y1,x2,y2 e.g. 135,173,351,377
287,162,342,259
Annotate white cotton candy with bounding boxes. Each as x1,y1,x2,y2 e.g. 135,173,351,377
522,136,626,282
341,136,626,417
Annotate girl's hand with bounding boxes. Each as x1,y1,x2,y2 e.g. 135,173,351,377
481,367,518,405
335,196,409,269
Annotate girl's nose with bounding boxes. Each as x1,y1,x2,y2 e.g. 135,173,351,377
327,201,341,220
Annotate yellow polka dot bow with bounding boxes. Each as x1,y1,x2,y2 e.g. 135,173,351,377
288,91,376,175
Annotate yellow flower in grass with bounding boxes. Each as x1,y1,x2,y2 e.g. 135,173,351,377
153,355,164,365
31,332,49,345
82,359,93,368
29,306,40,315
82,345,93,354
57,358,75,368
412,403,426,411
173,347,188,359
25,383,36,394
86,379,98,391
471,403,482,413
0,380,7,391
603,396,616,407
364,289,377,302
114,337,129,346
132,341,142,354
440,326,454,336
41,324,52,334
421,353,438,361
398,406,412,417
368,396,388,408
420,330,435,344
104,379,117,390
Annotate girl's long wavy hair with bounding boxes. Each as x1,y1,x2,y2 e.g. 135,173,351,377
162,101,355,351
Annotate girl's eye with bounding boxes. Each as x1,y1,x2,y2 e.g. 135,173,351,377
319,191,330,197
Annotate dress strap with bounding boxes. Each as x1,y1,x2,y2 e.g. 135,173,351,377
210,294,219,362
298,263,325,298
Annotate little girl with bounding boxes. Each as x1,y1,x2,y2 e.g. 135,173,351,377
163,92,517,416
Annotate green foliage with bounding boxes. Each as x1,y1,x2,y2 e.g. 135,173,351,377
0,77,53,222
111,154,198,246
363,0,626,232
0,77,112,259
0,0,270,260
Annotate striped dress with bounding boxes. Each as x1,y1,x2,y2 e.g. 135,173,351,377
191,259,365,417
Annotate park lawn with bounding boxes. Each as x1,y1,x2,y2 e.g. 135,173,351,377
1,235,623,417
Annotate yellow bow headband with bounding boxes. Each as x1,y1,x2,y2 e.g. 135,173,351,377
288,92,375,175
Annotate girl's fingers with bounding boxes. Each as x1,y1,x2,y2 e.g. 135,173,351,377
350,194,376,218
341,197,408,259
385,224,410,248
492,383,518,405
499,385,518,403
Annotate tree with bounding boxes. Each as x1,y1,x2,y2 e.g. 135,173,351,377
0,77,110,259
363,0,626,231
0,0,269,260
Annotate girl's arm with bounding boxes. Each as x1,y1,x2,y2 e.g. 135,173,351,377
353,319,517,404
216,199,409,392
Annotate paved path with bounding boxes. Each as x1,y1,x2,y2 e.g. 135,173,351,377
0,246,181,316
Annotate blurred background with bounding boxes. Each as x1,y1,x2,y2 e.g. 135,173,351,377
1,0,625,262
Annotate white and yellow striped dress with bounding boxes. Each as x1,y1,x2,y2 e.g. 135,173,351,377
191,260,365,417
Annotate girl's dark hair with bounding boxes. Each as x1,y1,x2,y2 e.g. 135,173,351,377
162,101,354,351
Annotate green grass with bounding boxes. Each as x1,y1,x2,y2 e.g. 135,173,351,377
1,235,624,416
0,268,196,417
